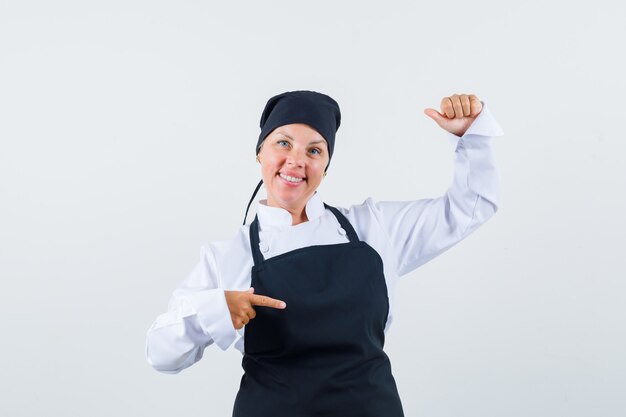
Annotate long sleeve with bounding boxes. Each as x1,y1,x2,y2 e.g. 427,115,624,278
145,244,238,374
366,101,504,277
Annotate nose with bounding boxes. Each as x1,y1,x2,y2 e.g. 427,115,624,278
286,149,305,167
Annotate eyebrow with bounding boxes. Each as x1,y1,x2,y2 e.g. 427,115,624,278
276,132,325,146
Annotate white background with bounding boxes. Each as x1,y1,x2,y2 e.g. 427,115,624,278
1,1,625,416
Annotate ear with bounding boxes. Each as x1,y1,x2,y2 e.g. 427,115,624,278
259,138,266,150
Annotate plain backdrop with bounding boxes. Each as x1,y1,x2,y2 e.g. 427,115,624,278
1,1,625,416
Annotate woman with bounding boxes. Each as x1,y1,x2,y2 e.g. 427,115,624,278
145,90,504,416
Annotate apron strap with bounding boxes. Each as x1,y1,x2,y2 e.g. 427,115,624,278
323,203,360,244
249,214,264,267
242,179,264,225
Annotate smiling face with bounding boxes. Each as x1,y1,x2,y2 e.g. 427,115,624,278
257,123,330,217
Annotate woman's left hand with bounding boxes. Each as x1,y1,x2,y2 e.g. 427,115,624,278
424,93,483,137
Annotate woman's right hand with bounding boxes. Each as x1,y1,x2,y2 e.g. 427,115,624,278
224,287,287,330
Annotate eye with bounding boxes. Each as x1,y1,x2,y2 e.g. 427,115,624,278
277,139,289,147
310,148,321,155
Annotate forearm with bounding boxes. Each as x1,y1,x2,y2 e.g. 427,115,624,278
446,132,500,236
145,247,238,373
145,311,212,374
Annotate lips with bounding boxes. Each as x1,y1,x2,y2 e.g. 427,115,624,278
279,171,306,180
277,172,305,186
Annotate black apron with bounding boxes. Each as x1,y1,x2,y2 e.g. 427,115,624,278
232,203,405,417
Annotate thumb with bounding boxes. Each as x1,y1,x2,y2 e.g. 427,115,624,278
423,108,447,124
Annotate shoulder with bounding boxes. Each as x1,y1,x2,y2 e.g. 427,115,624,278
327,197,398,276
202,225,251,261
330,197,385,228
328,197,391,247
199,225,254,288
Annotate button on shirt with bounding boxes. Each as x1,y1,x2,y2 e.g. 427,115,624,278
145,102,504,374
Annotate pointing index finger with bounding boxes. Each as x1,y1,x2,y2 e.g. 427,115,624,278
250,294,286,309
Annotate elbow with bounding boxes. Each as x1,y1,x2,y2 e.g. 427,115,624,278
145,341,185,374
473,195,499,225
485,197,499,218
460,195,498,236
147,358,184,375
145,331,204,374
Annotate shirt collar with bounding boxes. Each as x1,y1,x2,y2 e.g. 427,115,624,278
256,191,325,228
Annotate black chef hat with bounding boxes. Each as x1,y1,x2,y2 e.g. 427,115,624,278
256,90,341,168
243,90,342,225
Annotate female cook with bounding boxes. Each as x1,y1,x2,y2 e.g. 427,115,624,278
145,90,504,416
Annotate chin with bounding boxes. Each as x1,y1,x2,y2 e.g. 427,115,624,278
273,191,310,207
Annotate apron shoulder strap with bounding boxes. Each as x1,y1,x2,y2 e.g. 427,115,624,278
248,215,264,267
323,203,360,244
242,179,264,225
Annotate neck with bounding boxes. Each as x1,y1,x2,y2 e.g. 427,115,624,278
289,208,309,225
277,204,308,225
266,198,309,226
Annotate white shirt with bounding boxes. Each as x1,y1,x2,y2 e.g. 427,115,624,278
145,102,504,374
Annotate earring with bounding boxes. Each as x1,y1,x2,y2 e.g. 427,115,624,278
256,155,260,163
323,172,327,177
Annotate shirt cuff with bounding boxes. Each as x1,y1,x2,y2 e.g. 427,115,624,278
447,101,504,147
183,288,237,351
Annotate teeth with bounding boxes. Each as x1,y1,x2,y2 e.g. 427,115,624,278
279,173,303,183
